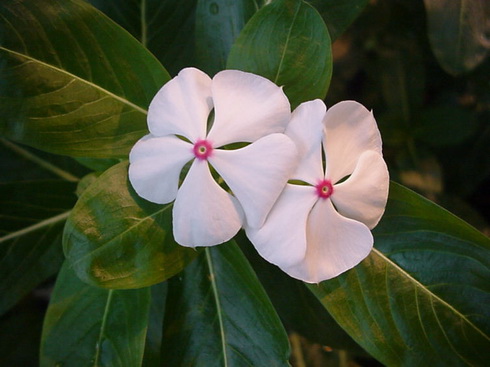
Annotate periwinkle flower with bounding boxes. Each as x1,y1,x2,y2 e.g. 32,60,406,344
246,100,389,283
129,68,297,247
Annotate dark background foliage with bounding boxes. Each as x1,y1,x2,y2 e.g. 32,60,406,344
1,0,489,365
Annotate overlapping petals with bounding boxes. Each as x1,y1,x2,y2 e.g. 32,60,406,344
246,99,389,283
129,68,297,247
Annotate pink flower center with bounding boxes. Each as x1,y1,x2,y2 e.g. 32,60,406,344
315,179,334,199
193,139,213,160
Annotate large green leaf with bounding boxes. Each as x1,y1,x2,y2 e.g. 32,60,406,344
308,182,490,366
0,211,67,316
227,0,332,109
0,180,76,234
142,282,167,367
307,0,369,41
196,0,258,75
161,242,290,366
237,233,362,352
40,262,151,367
86,0,198,76
423,0,490,75
0,0,169,158
63,161,197,289
0,139,80,315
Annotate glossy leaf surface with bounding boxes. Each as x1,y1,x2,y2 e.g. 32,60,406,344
86,0,198,76
423,0,490,75
307,0,369,40
63,161,198,289
227,0,332,108
237,234,362,351
0,0,169,158
308,182,490,366
161,242,290,366
196,0,257,75
41,262,151,367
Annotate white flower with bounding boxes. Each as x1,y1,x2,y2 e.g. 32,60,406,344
129,68,297,247
246,100,389,283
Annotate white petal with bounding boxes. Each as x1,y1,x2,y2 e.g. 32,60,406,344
207,70,290,147
284,199,373,283
324,101,382,183
246,184,318,268
148,68,212,141
286,100,326,184
173,160,244,247
332,151,389,229
210,133,298,228
129,134,194,204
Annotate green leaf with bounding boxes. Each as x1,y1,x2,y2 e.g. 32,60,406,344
227,0,332,109
143,282,167,367
0,0,169,158
423,0,490,75
63,161,198,289
308,182,490,366
86,0,198,76
40,262,151,367
161,242,290,366
196,0,258,75
237,233,362,352
307,0,369,41
0,179,77,315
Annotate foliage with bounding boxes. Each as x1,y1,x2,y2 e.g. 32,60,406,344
1,0,489,366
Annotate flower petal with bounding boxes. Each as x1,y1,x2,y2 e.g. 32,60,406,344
284,199,373,283
148,68,212,141
210,133,298,228
332,150,389,229
246,184,318,268
207,70,290,147
173,160,244,247
286,100,326,184
129,134,194,204
324,101,382,183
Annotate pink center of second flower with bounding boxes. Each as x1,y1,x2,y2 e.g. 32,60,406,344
193,139,213,160
315,179,334,199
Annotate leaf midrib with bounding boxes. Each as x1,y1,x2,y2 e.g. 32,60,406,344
1,139,80,182
205,248,229,367
0,210,70,244
0,46,148,116
93,289,114,367
373,248,490,342
140,0,148,47
273,0,301,84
